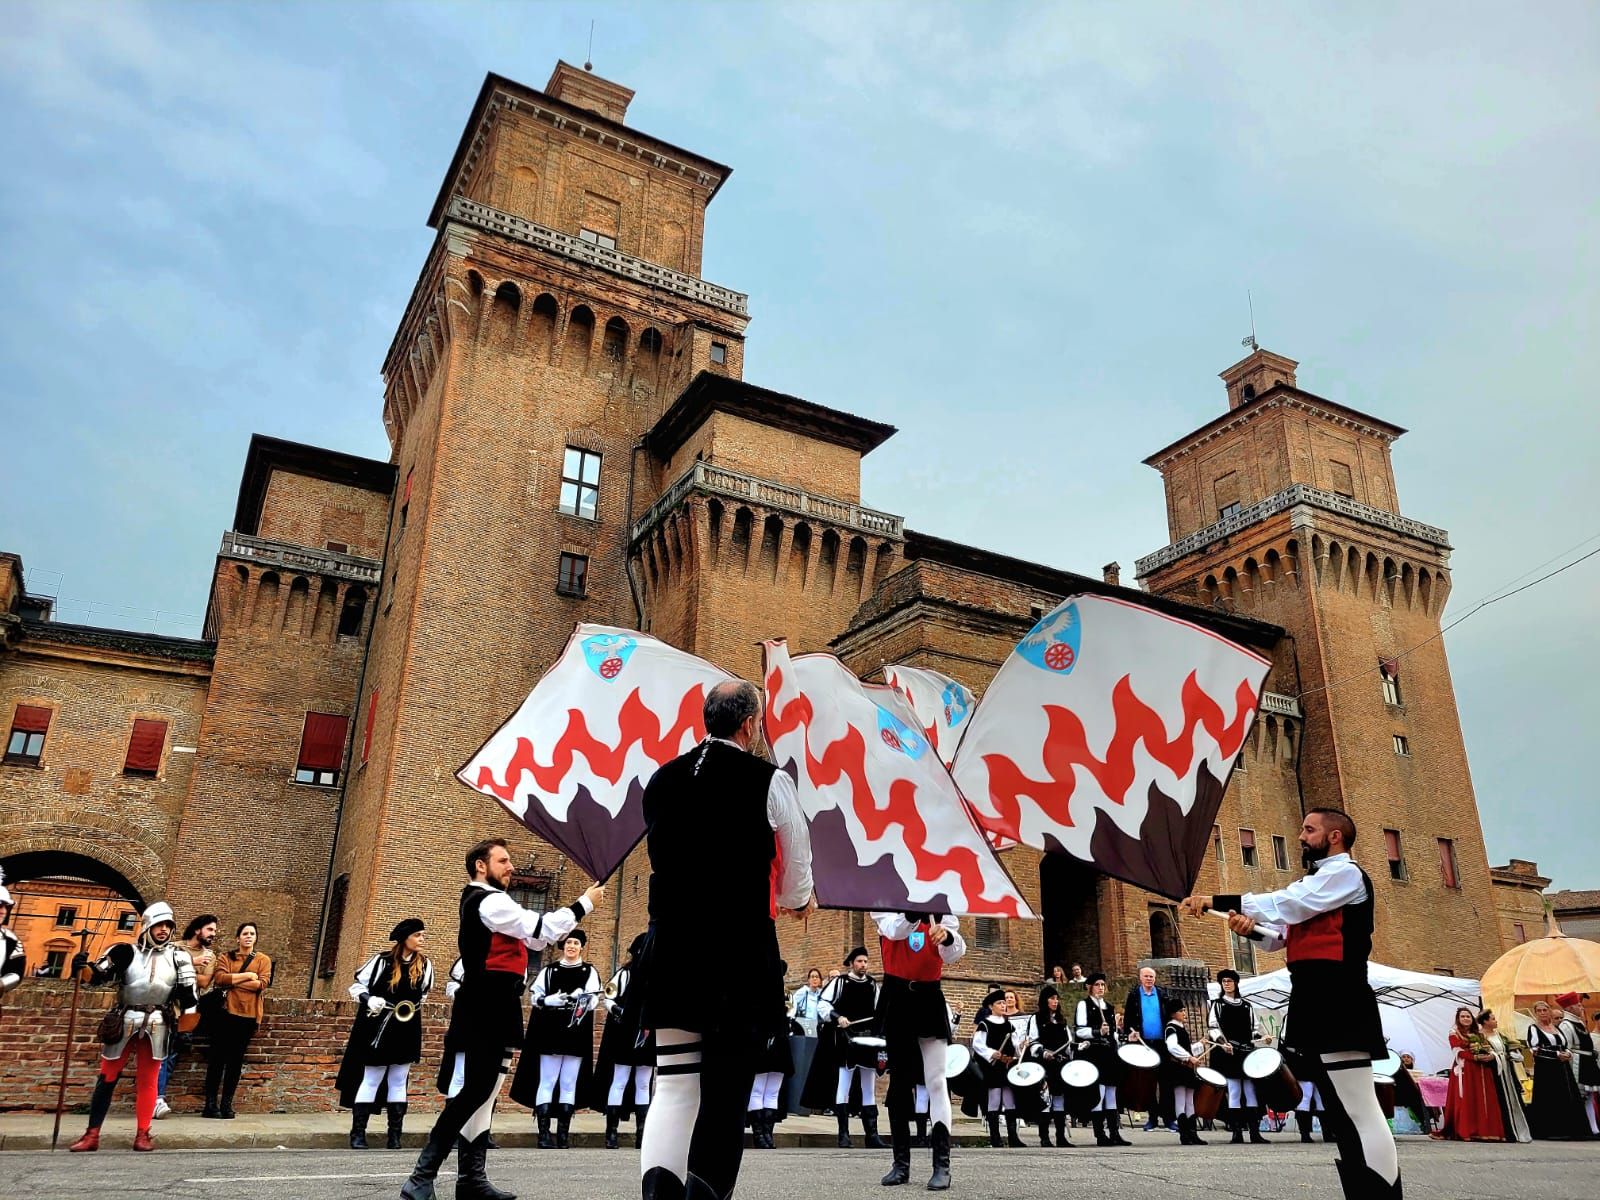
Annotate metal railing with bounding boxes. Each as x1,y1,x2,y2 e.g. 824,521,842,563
220,532,383,583
1259,691,1303,718
631,462,904,545
446,198,749,317
1136,484,1451,577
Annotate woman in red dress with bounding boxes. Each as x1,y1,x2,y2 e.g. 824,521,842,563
1442,1007,1508,1141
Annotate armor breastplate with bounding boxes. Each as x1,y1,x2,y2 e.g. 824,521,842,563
121,944,180,1006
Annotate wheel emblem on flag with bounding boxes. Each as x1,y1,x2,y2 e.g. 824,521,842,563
881,727,901,750
875,706,927,760
940,682,970,726
1017,602,1081,676
581,633,637,681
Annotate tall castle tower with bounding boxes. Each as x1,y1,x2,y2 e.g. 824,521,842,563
1136,349,1501,976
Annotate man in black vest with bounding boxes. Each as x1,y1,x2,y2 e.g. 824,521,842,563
400,839,602,1200
1183,808,1400,1199
637,679,814,1200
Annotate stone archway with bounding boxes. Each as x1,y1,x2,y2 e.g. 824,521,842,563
0,849,148,909
1,832,164,911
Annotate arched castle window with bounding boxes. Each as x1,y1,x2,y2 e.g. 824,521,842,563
602,316,629,362
489,281,521,349
565,305,594,368
253,572,280,628
337,586,367,639
528,293,558,357
1149,908,1178,958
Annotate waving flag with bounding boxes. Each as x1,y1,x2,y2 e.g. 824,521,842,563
763,640,1030,918
884,664,976,768
951,595,1270,899
459,624,729,881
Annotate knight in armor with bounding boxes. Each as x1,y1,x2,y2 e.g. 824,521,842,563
874,911,964,1189
67,900,197,1153
1162,1004,1207,1145
1025,983,1074,1147
1209,968,1267,1144
338,918,435,1150
399,839,601,1200
972,988,1026,1148
1185,808,1402,1199
1075,972,1130,1146
511,928,601,1149
592,932,655,1150
635,679,814,1200
804,946,887,1149
0,871,25,999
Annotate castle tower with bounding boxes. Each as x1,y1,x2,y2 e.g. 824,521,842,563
316,65,774,987
1136,349,1502,976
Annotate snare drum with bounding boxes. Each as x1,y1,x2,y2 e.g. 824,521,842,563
1193,1066,1228,1120
1006,1061,1048,1116
1374,1074,1395,1119
1243,1046,1300,1112
1058,1059,1101,1118
848,1035,889,1073
944,1042,985,1098
1117,1043,1161,1114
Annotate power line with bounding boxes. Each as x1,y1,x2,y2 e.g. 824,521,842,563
1295,541,1600,702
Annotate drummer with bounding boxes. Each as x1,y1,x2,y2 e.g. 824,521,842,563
1209,969,1268,1144
972,989,1025,1148
812,947,887,1149
1162,1004,1207,1145
1074,973,1130,1146
1025,984,1074,1146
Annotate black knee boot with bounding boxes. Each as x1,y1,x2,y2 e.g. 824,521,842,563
605,1106,621,1150
536,1104,554,1150
555,1103,573,1149
387,1103,407,1150
986,1112,1001,1147
1296,1110,1313,1143
913,1114,928,1148
399,1127,453,1200
1336,1158,1403,1199
1108,1110,1131,1147
861,1105,888,1149
1005,1113,1025,1147
927,1121,951,1191
881,1113,911,1185
1092,1113,1109,1146
763,1109,779,1149
1248,1107,1268,1143
1038,1115,1052,1146
1230,1108,1245,1143
837,1110,854,1148
635,1103,649,1145
1054,1111,1071,1146
349,1102,372,1149
455,1132,517,1200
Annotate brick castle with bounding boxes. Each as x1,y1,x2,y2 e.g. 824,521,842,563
2,65,1505,1026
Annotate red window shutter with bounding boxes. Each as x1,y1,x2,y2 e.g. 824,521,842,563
1379,658,1399,679
124,719,167,772
298,713,349,772
1384,829,1402,862
1239,829,1256,850
11,704,51,734
1438,839,1458,888
361,691,378,765
403,469,413,503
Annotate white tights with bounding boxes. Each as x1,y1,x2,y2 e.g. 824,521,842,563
355,1062,411,1103
747,1071,784,1111
610,1063,654,1107
1319,1051,1399,1186
536,1054,582,1106
1095,1084,1118,1112
1227,1077,1258,1108
1172,1085,1196,1117
446,1053,466,1099
913,1085,928,1114
986,1085,1016,1112
836,1065,876,1107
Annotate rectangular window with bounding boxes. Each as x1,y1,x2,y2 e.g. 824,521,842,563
1513,921,1527,943
326,541,349,554
1380,660,1402,705
117,910,137,930
1239,828,1257,868
577,227,617,250
509,873,550,918
1384,828,1407,880
1272,835,1289,871
974,917,1004,950
1438,838,1459,889
5,703,51,766
709,341,728,365
559,447,601,520
122,718,167,776
295,712,348,787
1230,930,1256,975
1219,501,1242,520
1213,824,1224,864
362,691,378,767
1235,747,1247,772
43,949,67,977
1393,734,1410,756
55,906,77,928
557,552,589,597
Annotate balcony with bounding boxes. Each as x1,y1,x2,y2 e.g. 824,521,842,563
220,532,383,584
631,462,904,545
1260,691,1303,719
446,197,749,318
1136,484,1451,577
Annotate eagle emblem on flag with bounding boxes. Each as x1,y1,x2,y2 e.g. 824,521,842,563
582,632,637,681
1016,602,1080,674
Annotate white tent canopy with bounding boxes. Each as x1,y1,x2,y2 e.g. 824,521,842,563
1208,962,1481,1077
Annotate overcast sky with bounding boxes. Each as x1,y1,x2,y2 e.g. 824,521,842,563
2,1,1596,892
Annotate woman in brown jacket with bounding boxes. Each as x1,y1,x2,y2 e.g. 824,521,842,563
204,922,272,1118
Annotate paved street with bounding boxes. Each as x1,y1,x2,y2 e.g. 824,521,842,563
2,1136,1592,1199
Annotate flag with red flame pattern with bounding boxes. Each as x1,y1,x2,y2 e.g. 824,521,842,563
951,595,1270,899
884,663,976,769
763,640,1031,918
458,624,730,882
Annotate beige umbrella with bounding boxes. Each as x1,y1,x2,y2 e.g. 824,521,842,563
1480,913,1600,1022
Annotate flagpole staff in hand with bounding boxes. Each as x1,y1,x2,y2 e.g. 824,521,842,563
1179,895,1270,943
51,928,93,1151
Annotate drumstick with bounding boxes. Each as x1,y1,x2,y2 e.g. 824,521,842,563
1206,906,1269,942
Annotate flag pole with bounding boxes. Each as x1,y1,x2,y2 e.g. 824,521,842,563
50,929,92,1151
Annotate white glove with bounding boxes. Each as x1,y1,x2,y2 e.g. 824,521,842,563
544,992,567,1008
366,994,386,1013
